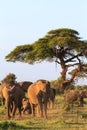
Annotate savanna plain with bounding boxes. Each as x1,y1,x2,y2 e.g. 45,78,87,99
0,95,87,130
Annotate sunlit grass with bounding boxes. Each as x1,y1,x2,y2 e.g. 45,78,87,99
0,95,87,130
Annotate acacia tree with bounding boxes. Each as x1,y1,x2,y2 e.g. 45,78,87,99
5,28,87,91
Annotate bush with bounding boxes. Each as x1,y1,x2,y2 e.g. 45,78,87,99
0,121,27,130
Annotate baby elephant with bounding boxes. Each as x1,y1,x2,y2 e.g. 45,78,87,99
21,98,32,114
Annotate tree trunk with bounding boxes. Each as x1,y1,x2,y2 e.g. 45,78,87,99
61,66,67,80
60,56,67,80
60,61,69,92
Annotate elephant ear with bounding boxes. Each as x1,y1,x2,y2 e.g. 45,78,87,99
38,80,47,92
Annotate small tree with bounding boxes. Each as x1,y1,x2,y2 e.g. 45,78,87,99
5,28,87,91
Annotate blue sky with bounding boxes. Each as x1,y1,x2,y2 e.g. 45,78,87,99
0,0,87,84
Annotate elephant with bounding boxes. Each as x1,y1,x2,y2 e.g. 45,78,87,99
0,84,5,105
21,97,32,114
1,83,25,118
64,89,87,107
27,79,50,118
48,88,56,109
17,81,33,92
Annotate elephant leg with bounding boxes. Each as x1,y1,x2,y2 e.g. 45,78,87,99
33,105,35,117
11,104,17,117
78,97,84,107
1,97,5,106
6,99,11,118
7,108,11,118
52,100,55,109
28,106,32,114
37,92,44,117
31,104,35,117
47,100,50,109
18,101,22,117
18,106,22,117
29,99,35,116
22,108,25,114
43,102,47,118
48,98,55,109
37,105,40,116
2,98,5,105
39,103,43,117
7,109,11,118
10,101,14,115
37,103,43,117
23,107,27,114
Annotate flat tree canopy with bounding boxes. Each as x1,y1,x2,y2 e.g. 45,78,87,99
5,28,87,91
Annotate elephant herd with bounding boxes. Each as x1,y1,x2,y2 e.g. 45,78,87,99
0,80,56,119
64,89,87,107
0,79,87,119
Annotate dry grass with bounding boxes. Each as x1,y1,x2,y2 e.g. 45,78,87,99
0,95,87,130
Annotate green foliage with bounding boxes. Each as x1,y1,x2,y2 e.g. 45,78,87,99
46,28,83,51
75,85,87,90
25,38,53,64
47,28,79,36
50,77,67,93
6,44,33,62
5,28,86,63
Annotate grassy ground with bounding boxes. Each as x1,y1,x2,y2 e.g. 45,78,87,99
0,95,87,130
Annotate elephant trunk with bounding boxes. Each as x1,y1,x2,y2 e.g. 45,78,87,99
6,96,11,118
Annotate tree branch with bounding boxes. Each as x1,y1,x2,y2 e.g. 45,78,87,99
65,52,82,63
55,59,60,64
66,63,80,68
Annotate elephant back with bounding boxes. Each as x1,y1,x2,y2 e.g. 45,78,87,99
12,84,25,99
17,81,33,92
